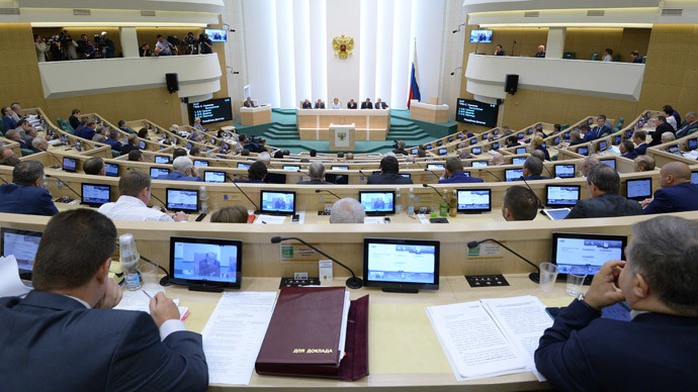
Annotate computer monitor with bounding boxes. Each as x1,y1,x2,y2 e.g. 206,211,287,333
471,160,488,167
169,236,242,289
492,129,499,136
359,190,395,216
527,127,534,135
505,168,523,182
515,147,527,155
564,131,571,140
363,238,440,293
150,167,170,179
692,171,698,185
437,140,443,146
554,164,576,179
667,145,680,154
470,138,477,145
577,146,589,156
1,227,42,278
600,159,616,170
400,173,412,179
447,136,454,142
587,118,594,125
545,185,581,208
104,162,119,177
186,142,193,150
426,144,433,150
598,140,608,152
456,189,491,213
438,148,448,156
325,173,349,184
551,232,627,282
237,162,251,170
81,183,111,207
625,129,633,139
471,147,482,155
331,165,349,171
204,170,226,183
410,148,418,155
688,138,698,151
193,159,209,167
625,177,652,201
260,190,296,215
517,132,525,139
492,141,500,150
282,165,301,171
426,163,445,170
552,136,560,146
613,135,622,145
62,157,77,173
166,188,199,213
138,140,147,150
511,157,526,165
264,173,287,184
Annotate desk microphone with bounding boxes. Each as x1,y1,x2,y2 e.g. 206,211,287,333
45,174,81,200
423,168,441,179
231,179,261,213
271,236,363,289
315,189,341,199
478,169,502,182
295,169,309,180
467,239,541,283
422,183,449,204
45,149,64,168
149,193,167,209
519,176,544,209
358,169,370,179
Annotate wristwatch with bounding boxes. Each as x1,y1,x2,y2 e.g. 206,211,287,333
576,292,586,302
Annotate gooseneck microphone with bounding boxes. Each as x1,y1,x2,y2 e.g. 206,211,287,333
271,236,363,289
231,179,261,213
358,169,370,179
315,189,341,199
423,168,441,179
519,176,544,209
478,169,502,182
422,183,449,204
45,174,81,200
149,193,167,209
467,239,541,283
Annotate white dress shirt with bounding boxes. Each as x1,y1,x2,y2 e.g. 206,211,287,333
98,195,173,222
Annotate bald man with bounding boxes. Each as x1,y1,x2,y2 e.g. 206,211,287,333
642,162,698,214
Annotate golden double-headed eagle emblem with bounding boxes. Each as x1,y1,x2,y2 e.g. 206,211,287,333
332,35,354,59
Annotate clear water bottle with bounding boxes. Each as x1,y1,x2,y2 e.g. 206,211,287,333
199,185,209,213
119,233,141,290
75,140,81,151
395,187,403,214
407,188,415,215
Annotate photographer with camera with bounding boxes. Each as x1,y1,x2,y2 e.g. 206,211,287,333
78,34,97,59
184,32,199,54
94,32,115,58
200,33,213,54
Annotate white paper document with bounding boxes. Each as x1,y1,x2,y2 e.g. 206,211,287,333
201,291,277,385
0,255,32,298
363,217,386,224
254,215,287,225
114,283,189,320
426,295,553,381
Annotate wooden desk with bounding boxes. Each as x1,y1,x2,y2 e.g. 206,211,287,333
164,274,565,391
296,109,390,141
240,106,272,126
409,100,450,124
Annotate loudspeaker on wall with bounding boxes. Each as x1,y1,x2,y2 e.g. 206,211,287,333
505,74,518,94
165,73,179,93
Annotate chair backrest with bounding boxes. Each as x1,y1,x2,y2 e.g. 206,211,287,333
590,52,598,60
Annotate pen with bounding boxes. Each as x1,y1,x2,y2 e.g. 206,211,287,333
261,221,267,224
141,289,152,299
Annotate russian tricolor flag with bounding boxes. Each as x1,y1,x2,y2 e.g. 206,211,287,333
407,42,421,109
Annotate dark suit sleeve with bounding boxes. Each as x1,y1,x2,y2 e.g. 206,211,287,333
564,202,586,219
534,300,601,391
643,189,670,215
108,313,208,392
39,189,59,216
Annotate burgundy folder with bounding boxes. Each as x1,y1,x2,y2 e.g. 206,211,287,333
255,287,369,381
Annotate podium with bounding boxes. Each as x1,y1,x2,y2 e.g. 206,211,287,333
329,123,355,151
240,105,272,126
409,100,450,123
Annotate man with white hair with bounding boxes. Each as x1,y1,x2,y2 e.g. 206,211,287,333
330,198,365,223
299,161,331,184
257,151,271,167
159,156,201,182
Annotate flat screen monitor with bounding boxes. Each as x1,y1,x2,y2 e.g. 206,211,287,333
505,168,523,182
492,141,500,150
667,145,680,153
204,28,228,42
625,129,633,139
363,238,440,293
438,148,448,156
410,148,418,155
400,174,412,179
260,190,296,215
282,165,301,171
204,170,226,183
325,173,349,185
469,29,493,44
81,183,111,207
359,191,395,216
447,136,454,142
471,147,482,155
692,171,698,184
264,173,287,184
456,189,491,213
456,98,499,128
600,159,616,170
517,132,525,139
551,232,627,282
471,160,488,167
331,166,349,171
577,146,589,156
492,129,499,136
150,167,170,179
425,144,432,150
527,127,534,135
186,142,193,150
236,162,251,170
564,131,571,140
515,147,527,154
553,136,561,146
138,140,147,150
166,188,199,213
688,138,698,151
189,97,233,125
1,227,42,278
625,177,652,201
437,140,443,146
105,163,119,177
193,159,209,167
169,236,242,290
546,185,581,208
427,163,445,170
470,138,478,145
62,157,77,173
598,140,608,152
554,164,576,178
613,135,622,145
588,118,594,125
512,157,526,165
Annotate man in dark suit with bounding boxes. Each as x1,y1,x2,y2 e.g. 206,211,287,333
642,162,698,214
536,215,698,391
583,115,612,142
347,99,358,109
565,164,642,219
633,130,648,155
243,96,256,108
367,156,413,184
568,129,584,146
649,115,675,146
675,111,698,138
0,209,208,391
374,98,389,109
314,99,325,109
361,98,373,109
0,160,58,216
501,185,538,221
439,157,484,184
521,156,549,181
301,99,312,109
620,140,638,160
298,161,331,185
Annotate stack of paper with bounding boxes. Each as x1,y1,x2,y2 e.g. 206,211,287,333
0,255,32,298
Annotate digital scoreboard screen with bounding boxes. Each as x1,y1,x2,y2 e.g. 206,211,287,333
456,98,499,128
189,97,233,125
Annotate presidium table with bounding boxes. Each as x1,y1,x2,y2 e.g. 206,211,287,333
296,108,390,142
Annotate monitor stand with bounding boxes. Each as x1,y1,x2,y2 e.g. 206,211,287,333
381,287,419,294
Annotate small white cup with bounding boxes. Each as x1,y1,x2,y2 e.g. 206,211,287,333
539,262,558,292
566,271,587,296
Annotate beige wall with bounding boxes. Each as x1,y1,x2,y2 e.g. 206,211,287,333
0,23,230,129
